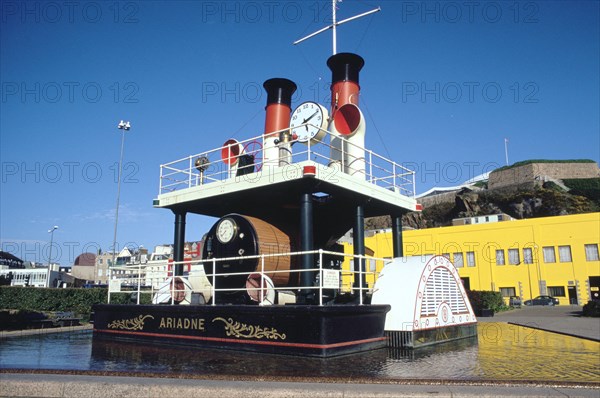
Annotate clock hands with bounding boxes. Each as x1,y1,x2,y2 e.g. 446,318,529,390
303,110,319,124
302,110,320,132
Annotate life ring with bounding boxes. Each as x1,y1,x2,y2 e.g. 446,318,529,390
152,277,192,305
245,273,275,305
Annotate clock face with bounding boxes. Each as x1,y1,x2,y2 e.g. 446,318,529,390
290,102,328,143
216,218,236,244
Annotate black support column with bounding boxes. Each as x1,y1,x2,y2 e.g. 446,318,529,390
353,204,366,292
299,192,314,302
391,214,404,258
173,209,186,276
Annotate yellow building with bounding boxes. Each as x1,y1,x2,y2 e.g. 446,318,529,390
344,213,600,305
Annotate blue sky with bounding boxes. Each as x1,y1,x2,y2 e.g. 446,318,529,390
1,0,599,264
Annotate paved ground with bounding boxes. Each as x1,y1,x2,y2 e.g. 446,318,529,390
1,372,599,398
478,305,600,342
1,306,598,397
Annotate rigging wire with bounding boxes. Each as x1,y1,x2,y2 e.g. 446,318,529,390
230,107,264,139
298,45,323,83
293,6,334,90
360,96,393,160
354,8,376,52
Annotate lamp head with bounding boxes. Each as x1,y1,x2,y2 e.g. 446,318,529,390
118,120,131,130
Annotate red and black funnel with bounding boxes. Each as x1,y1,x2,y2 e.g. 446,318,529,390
263,78,297,137
327,53,365,109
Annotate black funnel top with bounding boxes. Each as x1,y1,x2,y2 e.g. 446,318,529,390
327,53,365,84
263,78,297,107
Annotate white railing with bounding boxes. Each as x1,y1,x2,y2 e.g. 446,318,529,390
158,125,416,197
107,250,390,306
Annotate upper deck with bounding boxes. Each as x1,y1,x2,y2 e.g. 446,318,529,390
154,125,417,221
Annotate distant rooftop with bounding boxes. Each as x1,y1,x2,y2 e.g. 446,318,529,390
416,172,489,199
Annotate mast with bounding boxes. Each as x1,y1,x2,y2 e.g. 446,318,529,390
332,0,336,54
293,0,380,55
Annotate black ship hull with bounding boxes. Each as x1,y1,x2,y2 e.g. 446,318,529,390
92,304,390,357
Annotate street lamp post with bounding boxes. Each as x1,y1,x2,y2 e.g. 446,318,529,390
112,120,131,268
46,226,59,286
47,226,59,268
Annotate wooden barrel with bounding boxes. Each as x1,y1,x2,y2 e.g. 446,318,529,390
202,214,297,291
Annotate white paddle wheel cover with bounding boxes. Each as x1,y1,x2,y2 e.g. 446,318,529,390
372,255,477,332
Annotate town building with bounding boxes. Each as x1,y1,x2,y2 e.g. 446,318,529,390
70,252,97,283
0,251,24,268
343,212,600,305
452,213,513,226
0,263,67,288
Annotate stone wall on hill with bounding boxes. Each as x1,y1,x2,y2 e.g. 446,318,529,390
489,162,599,191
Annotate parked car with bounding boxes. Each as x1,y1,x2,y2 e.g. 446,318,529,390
509,296,522,308
523,295,560,306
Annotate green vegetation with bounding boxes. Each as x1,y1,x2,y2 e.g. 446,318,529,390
563,178,600,203
0,287,151,322
466,290,506,313
492,159,596,173
542,181,566,192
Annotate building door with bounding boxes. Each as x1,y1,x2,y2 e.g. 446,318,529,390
589,276,600,301
567,286,578,305
461,277,470,291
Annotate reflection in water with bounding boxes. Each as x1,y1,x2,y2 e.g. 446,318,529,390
1,324,598,383
476,323,600,382
0,331,92,371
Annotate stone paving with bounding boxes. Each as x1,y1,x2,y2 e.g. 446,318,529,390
478,305,600,341
1,372,599,398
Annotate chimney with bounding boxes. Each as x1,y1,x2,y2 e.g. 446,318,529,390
327,53,367,177
327,53,364,110
263,78,297,137
262,78,297,169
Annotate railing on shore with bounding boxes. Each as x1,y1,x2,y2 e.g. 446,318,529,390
158,125,415,198
107,250,390,306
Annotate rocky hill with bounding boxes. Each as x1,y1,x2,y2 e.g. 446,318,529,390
366,178,600,230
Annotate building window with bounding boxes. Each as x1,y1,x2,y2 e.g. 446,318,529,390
466,251,476,267
585,244,599,261
453,252,464,268
442,253,450,259
369,259,376,272
523,248,533,264
508,249,520,265
98,269,103,277
543,246,556,263
496,250,505,266
99,259,103,264
558,245,572,262
500,287,516,297
548,286,566,297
